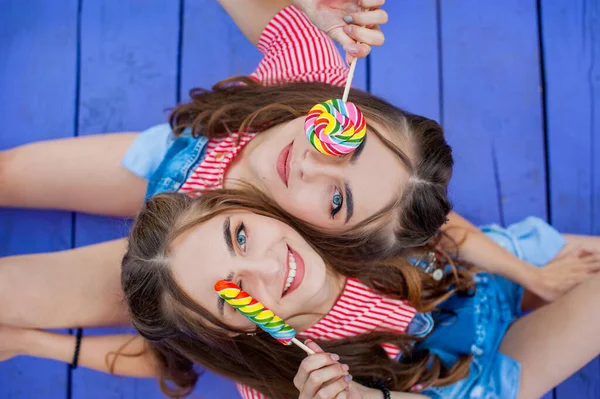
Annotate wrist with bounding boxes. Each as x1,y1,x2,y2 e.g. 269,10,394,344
19,328,45,356
518,262,540,290
358,384,385,399
22,330,75,364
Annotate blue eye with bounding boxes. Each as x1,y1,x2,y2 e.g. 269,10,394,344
331,187,343,218
236,223,247,251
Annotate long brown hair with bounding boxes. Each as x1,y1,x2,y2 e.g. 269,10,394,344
122,191,473,398
169,77,453,260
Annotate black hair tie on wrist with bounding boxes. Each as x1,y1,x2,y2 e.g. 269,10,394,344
70,328,83,370
365,380,391,399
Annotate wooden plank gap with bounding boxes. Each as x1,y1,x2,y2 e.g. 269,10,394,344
69,1,83,397
490,138,506,227
536,0,552,225
176,0,185,103
435,0,444,125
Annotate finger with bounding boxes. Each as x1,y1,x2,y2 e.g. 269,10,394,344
343,41,372,58
316,375,352,399
293,352,341,391
360,0,386,8
343,25,385,46
335,390,349,399
304,364,350,398
345,9,389,27
570,254,600,271
328,26,357,49
305,339,325,353
345,54,356,67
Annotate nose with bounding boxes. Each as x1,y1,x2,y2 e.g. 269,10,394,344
299,150,344,181
240,256,280,287
237,244,286,302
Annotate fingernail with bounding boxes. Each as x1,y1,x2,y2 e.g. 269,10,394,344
343,25,353,34
343,15,353,23
343,45,359,54
330,353,340,361
304,339,312,344
341,364,350,371
344,374,353,382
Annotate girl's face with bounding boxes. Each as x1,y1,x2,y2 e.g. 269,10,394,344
170,210,343,333
238,117,410,231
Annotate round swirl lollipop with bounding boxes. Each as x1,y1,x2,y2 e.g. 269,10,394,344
304,99,366,156
304,56,365,156
214,280,313,352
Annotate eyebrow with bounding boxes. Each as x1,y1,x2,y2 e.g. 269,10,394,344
217,271,235,316
223,216,234,256
344,181,354,223
349,133,367,164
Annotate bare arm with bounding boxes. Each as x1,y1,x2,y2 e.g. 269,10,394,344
443,211,534,284
13,329,158,377
217,0,288,46
217,0,386,58
442,211,600,304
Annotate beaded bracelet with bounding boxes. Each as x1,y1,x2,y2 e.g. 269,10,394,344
70,328,83,369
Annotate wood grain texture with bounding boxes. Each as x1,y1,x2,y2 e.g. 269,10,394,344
0,1,78,398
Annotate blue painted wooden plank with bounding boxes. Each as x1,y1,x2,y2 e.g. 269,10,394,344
541,1,600,398
440,0,547,226
180,0,261,95
543,0,600,236
370,0,440,121
71,1,180,399
0,1,78,398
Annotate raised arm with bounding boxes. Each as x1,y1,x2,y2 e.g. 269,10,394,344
217,0,387,59
217,0,288,46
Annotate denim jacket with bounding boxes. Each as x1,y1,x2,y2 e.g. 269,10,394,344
145,127,209,200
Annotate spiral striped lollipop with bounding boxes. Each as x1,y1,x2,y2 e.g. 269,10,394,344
304,99,366,156
214,280,296,345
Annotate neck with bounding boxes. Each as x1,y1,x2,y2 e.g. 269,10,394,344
223,128,270,189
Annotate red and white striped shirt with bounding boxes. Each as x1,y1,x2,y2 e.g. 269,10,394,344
178,5,348,193
178,133,255,193
238,278,417,399
176,8,416,398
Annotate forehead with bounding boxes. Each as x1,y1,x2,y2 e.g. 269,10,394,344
348,120,410,222
169,214,231,307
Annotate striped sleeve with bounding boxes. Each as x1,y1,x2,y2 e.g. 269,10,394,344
237,383,270,399
250,6,348,87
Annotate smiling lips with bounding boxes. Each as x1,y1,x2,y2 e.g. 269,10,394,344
282,245,305,298
276,142,293,186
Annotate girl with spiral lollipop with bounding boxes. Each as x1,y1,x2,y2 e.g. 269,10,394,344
3,190,600,399
1,0,599,352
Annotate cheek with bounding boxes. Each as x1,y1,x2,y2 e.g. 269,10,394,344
229,312,258,331
279,190,327,227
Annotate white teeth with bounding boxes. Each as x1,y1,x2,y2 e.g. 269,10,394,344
283,251,297,294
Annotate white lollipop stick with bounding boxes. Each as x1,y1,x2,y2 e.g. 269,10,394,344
342,57,358,103
292,337,316,355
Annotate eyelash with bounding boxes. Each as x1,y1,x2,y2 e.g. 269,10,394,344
330,187,343,219
235,222,248,252
218,222,248,315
